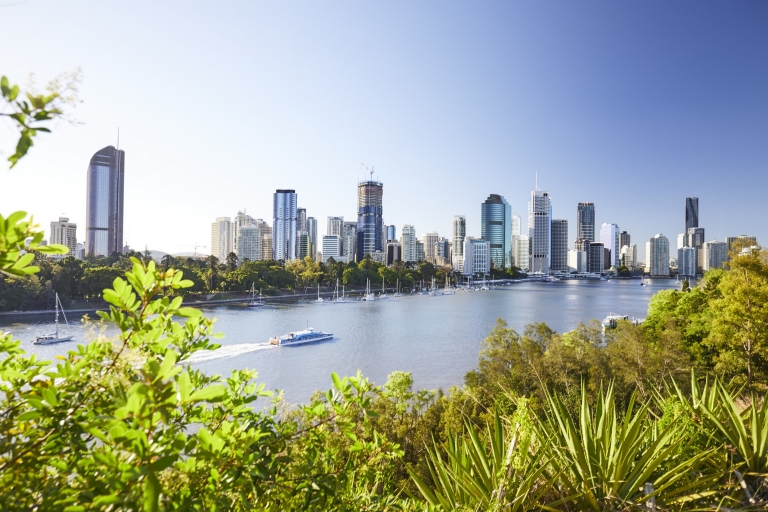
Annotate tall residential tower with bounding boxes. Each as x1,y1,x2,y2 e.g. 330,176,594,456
273,189,297,261
356,177,383,261
481,194,512,269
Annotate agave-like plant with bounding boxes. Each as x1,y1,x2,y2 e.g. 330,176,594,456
408,412,553,511
539,384,718,511
687,376,768,505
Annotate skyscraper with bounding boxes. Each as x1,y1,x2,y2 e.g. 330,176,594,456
599,223,620,268
587,242,604,273
233,210,256,255
356,177,383,261
297,207,307,233
306,217,317,256
273,189,297,261
342,222,358,262
401,225,417,263
678,247,697,278
685,197,699,231
551,219,568,272
86,145,125,256
646,234,670,277
50,216,77,257
211,217,233,261
512,214,521,237
422,232,439,264
481,194,512,269
452,215,466,271
619,231,630,249
236,225,261,262
702,240,727,271
327,216,344,236
512,235,529,271
529,186,551,273
576,202,595,245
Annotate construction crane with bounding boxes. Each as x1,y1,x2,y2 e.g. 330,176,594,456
361,163,375,181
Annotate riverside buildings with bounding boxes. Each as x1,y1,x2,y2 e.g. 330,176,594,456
401,225,417,263
452,216,466,271
685,197,699,231
211,217,233,261
481,194,512,269
86,145,125,256
600,223,620,268
50,217,78,257
529,185,551,273
551,219,568,272
356,177,384,261
322,235,341,261
678,246,697,278
462,237,491,276
646,234,670,277
422,232,439,264
577,202,595,243
702,241,727,271
273,189,297,261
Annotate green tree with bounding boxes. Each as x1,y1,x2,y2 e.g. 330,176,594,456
707,248,768,389
225,251,238,272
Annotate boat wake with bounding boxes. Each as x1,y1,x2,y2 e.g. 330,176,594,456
185,343,275,364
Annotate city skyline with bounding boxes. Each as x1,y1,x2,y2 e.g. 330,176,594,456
3,2,767,255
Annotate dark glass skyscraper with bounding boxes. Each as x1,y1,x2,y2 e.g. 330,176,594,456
481,194,512,269
685,197,699,231
86,145,125,256
356,179,383,261
551,219,568,271
577,202,595,244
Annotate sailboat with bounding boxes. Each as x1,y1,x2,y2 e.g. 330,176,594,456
247,283,265,307
394,278,403,297
315,283,324,303
428,277,437,296
379,278,389,299
362,278,376,301
442,274,453,295
332,279,348,304
34,293,74,345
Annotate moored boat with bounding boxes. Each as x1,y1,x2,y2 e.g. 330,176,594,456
34,293,74,345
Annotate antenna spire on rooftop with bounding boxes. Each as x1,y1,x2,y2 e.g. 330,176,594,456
535,172,540,191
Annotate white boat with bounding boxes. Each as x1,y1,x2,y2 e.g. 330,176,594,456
270,326,333,346
247,283,265,307
441,275,453,295
379,278,389,299
602,312,643,330
34,293,74,345
315,283,324,303
362,278,376,301
394,279,403,297
332,279,348,303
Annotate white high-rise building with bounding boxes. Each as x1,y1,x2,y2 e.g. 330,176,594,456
422,232,439,264
401,225,417,263
567,250,587,273
322,235,341,261
233,210,256,255
702,240,727,271
236,225,261,263
620,244,637,268
646,234,670,277
600,223,620,268
677,233,686,251
462,237,491,276
512,214,521,237
452,216,466,271
512,234,529,271
211,217,233,261
273,189,297,261
327,216,344,237
49,216,78,257
528,185,551,273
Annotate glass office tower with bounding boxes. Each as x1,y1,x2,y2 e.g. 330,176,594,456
86,145,125,256
685,197,699,231
481,194,512,269
356,179,383,261
273,189,297,261
577,202,595,244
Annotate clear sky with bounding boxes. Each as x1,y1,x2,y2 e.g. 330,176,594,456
2,1,767,259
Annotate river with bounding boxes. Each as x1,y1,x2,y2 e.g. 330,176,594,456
0,279,677,404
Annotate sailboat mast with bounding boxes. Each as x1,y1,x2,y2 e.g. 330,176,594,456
54,293,59,337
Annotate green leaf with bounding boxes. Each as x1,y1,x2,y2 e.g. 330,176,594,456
188,384,227,403
143,472,160,512
176,307,202,317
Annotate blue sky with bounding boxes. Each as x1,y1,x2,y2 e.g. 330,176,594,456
2,1,767,259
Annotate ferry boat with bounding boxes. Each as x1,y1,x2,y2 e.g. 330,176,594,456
269,327,333,346
601,313,643,330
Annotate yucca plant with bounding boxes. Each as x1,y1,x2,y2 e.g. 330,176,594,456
408,412,553,511
539,384,718,511
689,377,768,506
